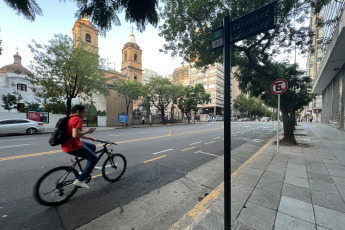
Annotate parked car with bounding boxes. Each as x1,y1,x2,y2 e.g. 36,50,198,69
0,119,44,135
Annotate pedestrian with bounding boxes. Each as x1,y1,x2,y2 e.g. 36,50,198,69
61,104,98,189
309,117,313,123
142,116,145,125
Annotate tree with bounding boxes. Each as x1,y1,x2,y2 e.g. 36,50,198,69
159,0,324,144
144,76,174,124
177,83,210,123
113,79,144,118
5,0,159,34
1,92,23,112
28,34,108,116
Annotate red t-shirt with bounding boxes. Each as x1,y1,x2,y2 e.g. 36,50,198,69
61,116,83,152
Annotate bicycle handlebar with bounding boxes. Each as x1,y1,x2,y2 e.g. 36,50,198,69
97,140,117,145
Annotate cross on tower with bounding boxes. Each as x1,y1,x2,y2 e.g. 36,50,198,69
130,26,134,33
15,47,19,53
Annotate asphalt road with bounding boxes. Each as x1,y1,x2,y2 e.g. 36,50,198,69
0,121,278,230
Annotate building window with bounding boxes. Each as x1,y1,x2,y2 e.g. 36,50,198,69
134,76,137,81
124,52,127,61
134,53,138,61
85,33,91,43
17,84,27,91
209,84,215,88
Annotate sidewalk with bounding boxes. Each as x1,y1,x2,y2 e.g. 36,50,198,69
174,122,345,230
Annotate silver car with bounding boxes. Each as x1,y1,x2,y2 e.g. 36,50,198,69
0,119,44,135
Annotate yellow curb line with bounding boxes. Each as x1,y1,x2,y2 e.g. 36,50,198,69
169,136,275,230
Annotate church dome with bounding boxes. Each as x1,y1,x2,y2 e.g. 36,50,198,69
0,52,31,75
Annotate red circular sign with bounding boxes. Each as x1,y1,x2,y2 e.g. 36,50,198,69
271,78,288,95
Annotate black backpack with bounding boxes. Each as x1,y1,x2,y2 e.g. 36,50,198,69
48,116,71,146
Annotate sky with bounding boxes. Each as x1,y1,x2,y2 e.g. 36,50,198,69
0,0,185,77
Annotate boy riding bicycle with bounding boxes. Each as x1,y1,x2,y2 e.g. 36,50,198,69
61,104,98,189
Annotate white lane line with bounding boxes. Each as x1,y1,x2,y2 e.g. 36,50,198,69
251,139,264,142
0,144,30,149
195,150,219,157
109,134,124,137
190,141,203,145
0,138,36,143
213,137,221,139
152,149,173,155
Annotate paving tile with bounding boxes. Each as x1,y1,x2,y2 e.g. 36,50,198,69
316,226,329,230
327,169,345,178
287,163,307,171
243,167,265,177
231,195,247,220
309,180,340,195
310,190,345,213
256,178,283,194
314,205,345,230
278,196,314,223
307,172,333,183
331,176,345,186
285,175,310,188
237,201,276,230
282,183,311,203
336,184,345,198
322,159,343,165
231,182,255,201
274,212,316,230
262,171,285,182
248,187,280,210
324,163,345,171
286,168,308,179
235,173,261,187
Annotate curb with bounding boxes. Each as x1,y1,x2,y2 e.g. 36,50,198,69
168,135,277,230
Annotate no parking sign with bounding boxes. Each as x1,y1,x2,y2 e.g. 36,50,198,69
271,78,288,95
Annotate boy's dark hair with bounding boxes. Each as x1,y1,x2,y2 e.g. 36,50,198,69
71,104,86,113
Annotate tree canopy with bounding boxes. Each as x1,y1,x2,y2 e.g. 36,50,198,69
177,83,210,123
5,0,159,34
28,34,108,115
113,79,145,116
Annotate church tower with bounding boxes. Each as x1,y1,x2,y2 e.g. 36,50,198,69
72,16,99,54
121,33,142,82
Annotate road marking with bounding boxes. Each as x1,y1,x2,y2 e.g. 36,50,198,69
0,150,61,162
195,150,219,157
144,155,167,163
153,149,173,155
0,144,30,149
0,127,222,162
252,139,264,142
169,136,275,229
190,141,202,145
213,137,221,139
204,141,214,145
0,138,36,143
181,147,196,152
109,134,124,137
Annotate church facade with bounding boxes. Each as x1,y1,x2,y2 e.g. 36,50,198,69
73,17,143,126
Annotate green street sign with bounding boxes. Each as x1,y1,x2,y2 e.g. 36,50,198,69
212,26,223,40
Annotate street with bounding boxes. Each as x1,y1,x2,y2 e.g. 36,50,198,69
0,121,279,230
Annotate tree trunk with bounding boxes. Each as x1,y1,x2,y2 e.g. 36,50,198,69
66,98,72,116
161,105,165,124
185,112,190,123
280,105,297,145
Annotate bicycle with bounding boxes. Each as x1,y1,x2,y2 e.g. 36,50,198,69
33,140,126,206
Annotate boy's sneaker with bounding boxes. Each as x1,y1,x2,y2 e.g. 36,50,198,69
73,179,89,189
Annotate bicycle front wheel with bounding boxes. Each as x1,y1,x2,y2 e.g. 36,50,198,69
33,166,79,206
102,154,127,182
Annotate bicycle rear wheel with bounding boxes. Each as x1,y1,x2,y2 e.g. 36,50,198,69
33,166,79,206
102,154,127,182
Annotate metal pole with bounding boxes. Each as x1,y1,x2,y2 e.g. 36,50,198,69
223,15,231,230
277,94,280,154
